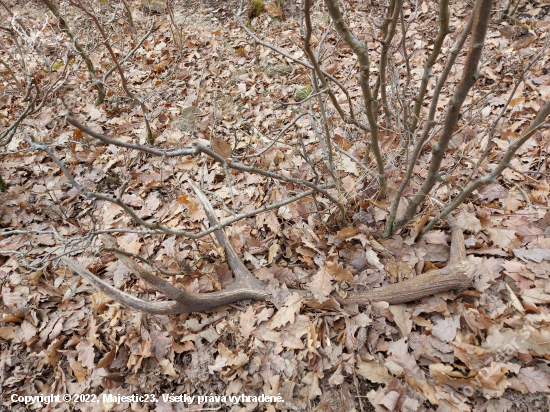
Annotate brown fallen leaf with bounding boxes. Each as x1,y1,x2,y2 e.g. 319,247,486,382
264,4,283,16
305,265,335,303
211,135,232,159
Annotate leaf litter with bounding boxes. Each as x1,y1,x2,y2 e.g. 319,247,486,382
0,0,550,411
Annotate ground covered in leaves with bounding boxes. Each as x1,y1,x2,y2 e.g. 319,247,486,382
1,0,550,411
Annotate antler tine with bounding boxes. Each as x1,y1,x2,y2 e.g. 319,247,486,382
60,256,187,314
99,234,191,304
188,180,268,292
446,214,467,266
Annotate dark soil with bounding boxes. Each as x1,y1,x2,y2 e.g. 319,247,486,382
502,390,550,412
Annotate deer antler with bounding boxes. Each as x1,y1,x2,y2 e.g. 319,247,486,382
333,215,475,305
61,182,474,313
61,181,268,314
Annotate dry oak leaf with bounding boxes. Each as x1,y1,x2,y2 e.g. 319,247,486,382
366,247,385,270
325,261,353,281
12,320,37,345
480,183,509,202
211,135,232,159
424,230,448,245
217,342,249,369
305,265,335,303
270,292,303,329
487,228,522,250
522,287,550,304
76,340,95,369
518,367,550,393
451,341,494,370
431,316,461,343
70,358,88,383
159,359,178,377
176,192,197,214
482,328,542,357
356,361,391,383
513,247,550,263
379,391,400,411
455,210,482,234
389,304,413,337
388,338,422,378
0,326,16,341
91,292,112,314
512,34,535,50
477,362,508,393
116,235,142,254
264,4,283,16
239,306,256,337
335,226,361,239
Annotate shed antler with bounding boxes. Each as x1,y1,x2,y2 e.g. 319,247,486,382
61,181,268,315
61,183,475,314
334,215,475,305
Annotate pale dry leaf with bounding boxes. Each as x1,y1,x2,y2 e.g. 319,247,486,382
239,306,256,337
365,247,384,270
270,293,303,329
88,105,102,120
420,243,450,262
325,261,353,281
482,328,541,357
305,265,334,303
424,230,448,245
478,362,508,394
518,367,550,393
480,183,509,202
451,341,494,370
91,292,112,314
70,358,88,383
159,359,178,377
116,235,141,254
218,342,249,368
388,338,422,377
264,211,280,234
76,340,95,369
268,243,279,264
356,361,391,383
103,202,125,229
389,304,413,337
513,247,550,263
467,256,495,292
302,372,323,400
487,228,522,250
13,320,37,345
122,193,145,207
522,287,550,304
379,391,400,411
256,307,274,323
431,316,461,343
402,397,420,412
454,210,482,233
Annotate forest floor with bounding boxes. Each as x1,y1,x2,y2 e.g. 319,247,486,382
1,0,550,411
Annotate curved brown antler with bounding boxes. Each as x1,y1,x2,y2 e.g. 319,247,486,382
61,181,268,314
334,216,475,305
